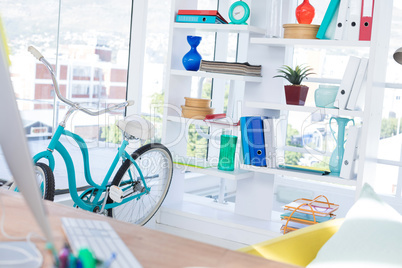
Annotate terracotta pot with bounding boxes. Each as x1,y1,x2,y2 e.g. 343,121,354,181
284,85,309,105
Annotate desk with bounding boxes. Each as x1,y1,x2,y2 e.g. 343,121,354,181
0,190,298,267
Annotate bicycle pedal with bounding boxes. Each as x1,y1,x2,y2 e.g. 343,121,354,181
109,185,123,203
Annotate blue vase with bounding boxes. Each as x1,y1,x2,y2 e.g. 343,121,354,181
182,36,202,71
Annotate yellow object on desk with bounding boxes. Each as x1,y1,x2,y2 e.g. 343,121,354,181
0,15,11,66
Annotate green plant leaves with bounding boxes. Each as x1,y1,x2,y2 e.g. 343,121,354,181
273,64,314,85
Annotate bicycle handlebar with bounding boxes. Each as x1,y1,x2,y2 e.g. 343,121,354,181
28,46,134,116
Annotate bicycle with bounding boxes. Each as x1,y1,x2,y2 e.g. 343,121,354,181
19,46,173,225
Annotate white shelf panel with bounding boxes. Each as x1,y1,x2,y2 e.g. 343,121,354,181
175,163,253,181
170,69,263,82
250,37,371,48
174,23,265,35
246,101,364,117
167,115,239,129
241,165,357,187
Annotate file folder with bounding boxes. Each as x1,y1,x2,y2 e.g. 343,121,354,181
334,0,350,40
240,117,251,165
345,0,362,41
340,126,360,179
176,15,226,24
359,0,375,41
334,56,361,109
247,117,266,167
346,58,368,110
316,0,341,39
263,118,276,168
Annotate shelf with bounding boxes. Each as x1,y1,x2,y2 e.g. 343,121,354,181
250,37,371,48
246,101,365,117
174,163,253,181
174,23,265,35
241,165,357,187
167,115,239,129
170,69,263,82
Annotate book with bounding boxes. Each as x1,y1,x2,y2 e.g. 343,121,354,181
199,60,262,77
316,0,341,39
176,15,227,24
177,10,228,24
280,211,333,223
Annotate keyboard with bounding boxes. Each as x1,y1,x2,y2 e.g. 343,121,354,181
61,217,142,268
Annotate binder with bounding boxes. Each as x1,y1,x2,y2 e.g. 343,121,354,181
240,117,251,165
247,117,267,167
333,56,361,109
345,0,362,41
346,58,368,110
359,0,375,41
334,0,350,40
176,15,226,24
177,10,228,24
262,118,276,168
340,126,361,179
316,0,341,39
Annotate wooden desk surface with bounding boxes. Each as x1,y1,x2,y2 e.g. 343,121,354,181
0,190,297,268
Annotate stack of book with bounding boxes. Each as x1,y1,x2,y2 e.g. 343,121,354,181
200,60,262,77
176,10,228,24
280,195,339,234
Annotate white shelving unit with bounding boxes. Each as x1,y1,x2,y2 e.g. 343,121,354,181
160,0,393,244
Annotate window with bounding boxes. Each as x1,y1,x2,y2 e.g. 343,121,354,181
0,1,132,189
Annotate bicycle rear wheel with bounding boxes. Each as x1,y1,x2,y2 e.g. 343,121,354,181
107,143,173,225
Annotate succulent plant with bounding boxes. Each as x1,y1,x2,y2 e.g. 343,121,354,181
273,64,314,85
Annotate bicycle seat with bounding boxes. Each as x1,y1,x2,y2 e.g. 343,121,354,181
117,115,155,140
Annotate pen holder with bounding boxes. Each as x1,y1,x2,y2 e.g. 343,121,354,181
218,135,237,171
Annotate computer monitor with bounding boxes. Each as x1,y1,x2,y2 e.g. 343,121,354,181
0,31,54,247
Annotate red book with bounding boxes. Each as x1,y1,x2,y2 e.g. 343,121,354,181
178,10,228,24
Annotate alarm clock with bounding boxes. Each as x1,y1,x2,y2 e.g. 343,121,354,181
228,1,250,25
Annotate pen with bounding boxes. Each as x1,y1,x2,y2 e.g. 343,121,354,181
100,253,117,268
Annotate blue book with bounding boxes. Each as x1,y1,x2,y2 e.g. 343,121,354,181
281,211,333,223
240,117,251,165
316,0,341,39
247,117,267,167
176,15,226,24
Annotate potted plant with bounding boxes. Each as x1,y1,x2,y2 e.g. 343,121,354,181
274,64,314,105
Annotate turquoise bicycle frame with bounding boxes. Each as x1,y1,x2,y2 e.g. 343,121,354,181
33,124,149,212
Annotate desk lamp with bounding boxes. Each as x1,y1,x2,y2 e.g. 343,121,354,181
393,47,402,64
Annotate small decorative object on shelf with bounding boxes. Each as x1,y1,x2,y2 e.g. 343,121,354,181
218,134,238,171
283,23,319,39
314,85,339,108
329,117,355,175
281,195,339,234
228,1,250,25
267,0,283,38
295,0,315,24
182,36,202,71
273,64,314,106
181,97,214,119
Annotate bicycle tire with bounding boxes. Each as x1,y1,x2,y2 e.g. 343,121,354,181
107,143,173,225
35,162,55,201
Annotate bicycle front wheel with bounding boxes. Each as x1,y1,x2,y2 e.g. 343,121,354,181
108,143,173,225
